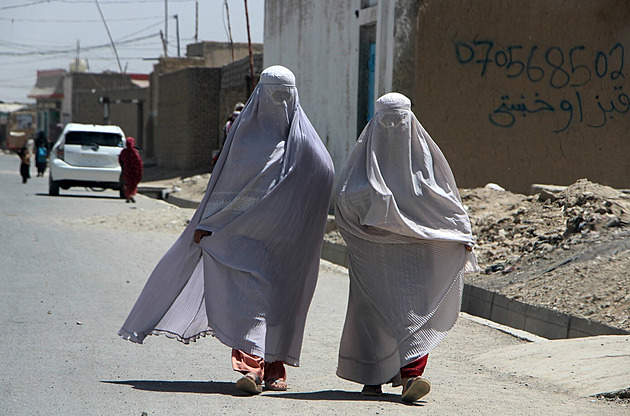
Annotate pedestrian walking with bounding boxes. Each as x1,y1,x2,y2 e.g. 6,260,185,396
35,131,48,177
17,145,30,184
334,92,479,402
214,102,245,166
118,65,334,395
118,137,143,203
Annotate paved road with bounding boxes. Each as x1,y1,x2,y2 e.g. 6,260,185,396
0,153,627,415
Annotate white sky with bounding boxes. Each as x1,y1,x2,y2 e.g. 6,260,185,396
0,0,265,103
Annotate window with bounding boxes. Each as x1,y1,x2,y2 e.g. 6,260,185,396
65,131,123,147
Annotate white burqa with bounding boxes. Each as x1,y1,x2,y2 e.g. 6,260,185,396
119,66,334,366
335,93,478,385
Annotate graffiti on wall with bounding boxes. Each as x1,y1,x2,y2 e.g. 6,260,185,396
454,40,627,132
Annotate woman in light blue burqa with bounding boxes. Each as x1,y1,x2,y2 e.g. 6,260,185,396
119,66,334,395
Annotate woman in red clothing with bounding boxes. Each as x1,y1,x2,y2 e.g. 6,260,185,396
118,137,143,203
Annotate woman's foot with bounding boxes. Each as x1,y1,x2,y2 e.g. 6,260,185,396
361,384,382,396
401,376,431,403
130,197,136,203
235,372,262,395
265,378,288,391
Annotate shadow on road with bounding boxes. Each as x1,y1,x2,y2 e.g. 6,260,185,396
102,381,425,405
36,192,122,200
102,380,244,396
260,389,425,406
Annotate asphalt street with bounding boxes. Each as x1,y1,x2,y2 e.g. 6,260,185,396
0,153,627,415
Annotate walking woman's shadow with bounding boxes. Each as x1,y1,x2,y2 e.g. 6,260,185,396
258,390,425,406
102,380,247,397
103,381,425,405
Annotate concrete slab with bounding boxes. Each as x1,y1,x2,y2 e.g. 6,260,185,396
475,335,630,397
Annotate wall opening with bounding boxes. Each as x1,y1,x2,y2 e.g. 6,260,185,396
357,23,376,137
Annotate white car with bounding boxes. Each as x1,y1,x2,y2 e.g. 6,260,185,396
49,123,126,197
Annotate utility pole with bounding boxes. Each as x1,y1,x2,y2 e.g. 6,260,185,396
195,1,199,43
174,14,180,57
225,0,234,61
164,0,168,56
94,0,123,73
75,39,80,72
160,30,167,56
244,0,254,91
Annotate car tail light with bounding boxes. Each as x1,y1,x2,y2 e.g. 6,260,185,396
56,144,64,161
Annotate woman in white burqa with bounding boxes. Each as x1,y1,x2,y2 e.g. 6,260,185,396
335,92,478,402
119,66,334,394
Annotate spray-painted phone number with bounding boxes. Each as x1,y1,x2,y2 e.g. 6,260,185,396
454,41,624,88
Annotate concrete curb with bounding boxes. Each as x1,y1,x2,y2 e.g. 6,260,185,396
164,192,201,209
321,240,629,340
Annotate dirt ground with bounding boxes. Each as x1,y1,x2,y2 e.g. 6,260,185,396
112,166,630,333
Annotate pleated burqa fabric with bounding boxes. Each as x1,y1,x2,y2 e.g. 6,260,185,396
335,93,479,385
119,66,335,367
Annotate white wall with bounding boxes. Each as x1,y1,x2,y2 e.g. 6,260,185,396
264,0,362,177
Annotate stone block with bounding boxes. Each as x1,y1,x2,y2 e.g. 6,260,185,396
489,294,527,330
461,284,494,319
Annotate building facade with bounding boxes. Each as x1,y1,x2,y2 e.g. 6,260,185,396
264,0,630,193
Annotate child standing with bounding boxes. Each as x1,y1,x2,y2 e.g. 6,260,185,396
18,146,31,184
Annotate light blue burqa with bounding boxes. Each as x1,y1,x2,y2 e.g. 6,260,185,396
119,66,334,366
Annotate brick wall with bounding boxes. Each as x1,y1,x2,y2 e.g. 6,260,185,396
155,67,222,169
218,53,263,143
145,57,208,159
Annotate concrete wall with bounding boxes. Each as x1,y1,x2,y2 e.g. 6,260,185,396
147,57,208,158
68,73,147,146
264,0,361,177
410,0,630,193
187,41,263,67
265,0,630,193
155,67,222,169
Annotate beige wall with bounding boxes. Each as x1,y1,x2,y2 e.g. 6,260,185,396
265,0,629,194
410,0,630,193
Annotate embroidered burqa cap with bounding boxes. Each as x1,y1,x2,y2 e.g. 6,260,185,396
119,65,334,366
334,92,478,385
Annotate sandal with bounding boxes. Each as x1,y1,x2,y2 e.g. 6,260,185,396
361,384,382,396
235,372,262,395
265,378,288,391
401,376,431,403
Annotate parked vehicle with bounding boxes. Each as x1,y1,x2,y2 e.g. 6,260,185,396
48,123,126,198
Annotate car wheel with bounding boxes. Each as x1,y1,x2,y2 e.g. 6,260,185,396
49,175,60,196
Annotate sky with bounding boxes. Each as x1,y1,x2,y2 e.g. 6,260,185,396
0,0,265,103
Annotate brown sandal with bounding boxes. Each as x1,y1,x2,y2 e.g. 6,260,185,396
265,378,288,391
235,372,262,395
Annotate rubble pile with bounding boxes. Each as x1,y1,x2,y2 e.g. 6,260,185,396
461,179,630,330
462,179,630,274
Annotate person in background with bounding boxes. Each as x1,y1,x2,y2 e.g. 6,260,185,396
17,145,30,184
223,101,245,146
118,137,143,203
216,102,245,164
334,92,478,403
35,131,48,177
118,66,334,395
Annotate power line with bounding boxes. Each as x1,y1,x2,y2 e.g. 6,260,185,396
0,33,160,56
0,16,163,23
0,0,52,11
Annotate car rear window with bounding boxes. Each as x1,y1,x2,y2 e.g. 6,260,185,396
65,131,123,147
